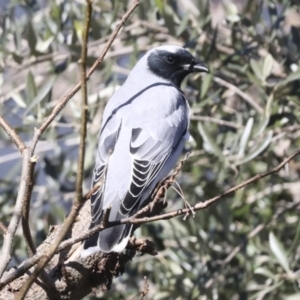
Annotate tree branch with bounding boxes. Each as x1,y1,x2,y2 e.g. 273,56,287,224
15,1,92,299
0,150,33,277
1,149,299,292
0,115,26,153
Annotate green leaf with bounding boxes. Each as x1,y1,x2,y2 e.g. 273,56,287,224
24,75,57,116
250,59,263,82
162,4,177,36
262,54,274,80
154,292,170,300
237,117,253,157
74,19,83,43
11,91,27,108
176,13,189,36
276,70,300,89
36,36,55,53
26,71,37,105
198,122,225,160
200,72,212,99
254,267,276,280
269,232,290,273
235,130,273,166
155,0,163,13
27,20,38,54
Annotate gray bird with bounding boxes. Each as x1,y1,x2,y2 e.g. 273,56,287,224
81,45,208,257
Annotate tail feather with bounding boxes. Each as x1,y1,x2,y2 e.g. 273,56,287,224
81,218,133,257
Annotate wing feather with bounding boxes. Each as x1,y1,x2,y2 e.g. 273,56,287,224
119,96,188,215
90,115,122,223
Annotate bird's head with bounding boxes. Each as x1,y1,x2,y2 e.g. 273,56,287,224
146,45,208,87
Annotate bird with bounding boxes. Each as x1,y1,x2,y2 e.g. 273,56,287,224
81,45,208,257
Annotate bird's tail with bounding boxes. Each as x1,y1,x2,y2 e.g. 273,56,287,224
81,217,133,258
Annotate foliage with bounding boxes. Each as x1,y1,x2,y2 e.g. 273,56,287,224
0,0,300,299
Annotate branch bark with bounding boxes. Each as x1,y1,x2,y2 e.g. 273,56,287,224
0,201,154,300
0,116,26,153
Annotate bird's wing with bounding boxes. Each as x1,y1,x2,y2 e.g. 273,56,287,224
90,113,122,223
91,83,189,221
119,91,189,215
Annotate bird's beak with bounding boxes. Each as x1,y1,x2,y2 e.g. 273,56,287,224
182,61,209,73
191,61,209,73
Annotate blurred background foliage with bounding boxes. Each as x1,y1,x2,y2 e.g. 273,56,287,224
0,0,300,299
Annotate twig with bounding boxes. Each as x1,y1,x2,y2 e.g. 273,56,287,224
2,149,299,289
15,1,93,298
21,157,38,257
0,131,46,279
213,77,264,114
0,149,33,277
191,115,243,129
0,116,26,153
130,276,149,300
0,222,7,235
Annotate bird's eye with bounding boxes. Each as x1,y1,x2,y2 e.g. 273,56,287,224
166,55,176,64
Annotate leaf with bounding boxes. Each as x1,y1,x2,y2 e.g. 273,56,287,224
74,19,83,43
10,91,27,108
238,117,254,157
155,0,163,13
269,232,290,273
169,262,183,275
154,292,170,300
262,54,274,80
36,36,55,53
24,75,56,116
162,4,177,36
200,72,212,99
235,130,273,166
27,20,38,54
276,70,300,89
250,59,263,82
198,122,225,160
176,13,189,36
254,267,276,280
26,71,37,105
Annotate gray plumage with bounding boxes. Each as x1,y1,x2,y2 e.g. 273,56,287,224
81,45,208,257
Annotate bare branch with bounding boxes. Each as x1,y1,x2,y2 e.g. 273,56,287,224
0,115,26,153
191,114,243,129
15,1,93,298
21,157,37,257
0,150,33,277
0,222,7,235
